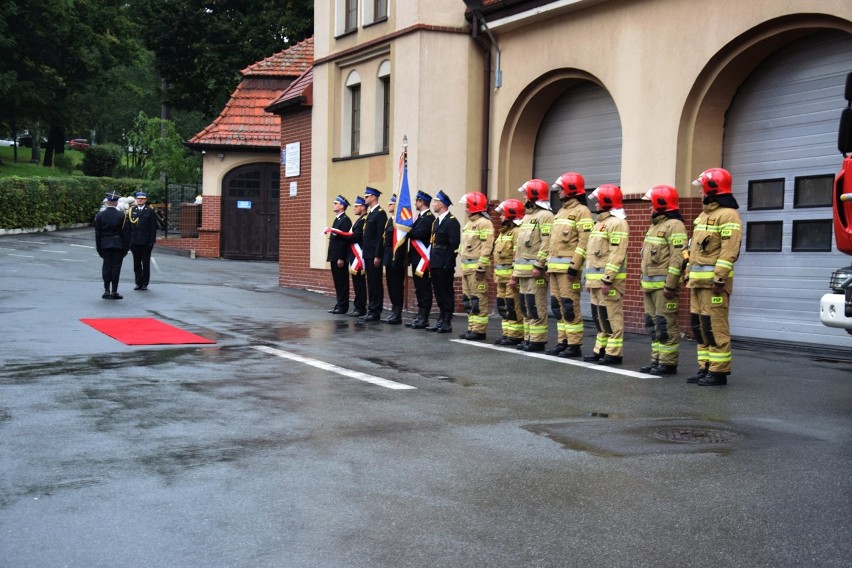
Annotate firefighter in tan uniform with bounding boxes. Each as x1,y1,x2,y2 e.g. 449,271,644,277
583,184,629,365
545,172,594,358
639,185,688,375
492,199,525,346
686,168,742,386
458,192,495,341
509,179,554,352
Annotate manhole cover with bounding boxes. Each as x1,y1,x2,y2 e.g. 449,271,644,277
648,427,744,444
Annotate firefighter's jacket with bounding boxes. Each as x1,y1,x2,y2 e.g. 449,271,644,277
493,222,519,283
584,211,629,288
547,199,594,275
686,202,742,288
640,213,688,291
460,214,495,275
512,206,554,278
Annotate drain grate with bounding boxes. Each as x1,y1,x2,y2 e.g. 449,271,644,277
648,426,744,444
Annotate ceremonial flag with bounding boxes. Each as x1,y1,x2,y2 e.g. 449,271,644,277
393,151,414,254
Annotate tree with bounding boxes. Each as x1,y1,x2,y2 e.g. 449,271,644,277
135,0,313,117
127,112,201,184
0,0,138,165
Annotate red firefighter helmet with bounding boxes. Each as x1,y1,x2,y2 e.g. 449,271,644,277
459,191,488,214
496,198,525,220
590,184,623,210
642,185,680,212
518,179,550,202
552,172,586,197
692,168,733,196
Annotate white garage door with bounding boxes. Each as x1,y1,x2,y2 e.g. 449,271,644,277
533,81,623,318
723,30,852,347
533,81,622,191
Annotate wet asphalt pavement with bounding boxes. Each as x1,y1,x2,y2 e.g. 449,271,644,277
1,227,851,568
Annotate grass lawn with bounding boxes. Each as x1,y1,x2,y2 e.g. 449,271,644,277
0,146,86,178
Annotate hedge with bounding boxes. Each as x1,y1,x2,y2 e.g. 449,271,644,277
0,176,161,230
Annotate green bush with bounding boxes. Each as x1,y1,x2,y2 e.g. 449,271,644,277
53,153,75,174
0,176,160,229
80,143,122,177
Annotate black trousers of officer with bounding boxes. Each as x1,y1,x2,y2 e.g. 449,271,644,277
101,248,126,292
351,271,366,314
331,261,350,312
131,243,154,287
431,267,455,319
386,264,405,312
412,269,432,316
365,260,384,316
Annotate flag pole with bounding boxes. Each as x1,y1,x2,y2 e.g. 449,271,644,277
400,135,410,313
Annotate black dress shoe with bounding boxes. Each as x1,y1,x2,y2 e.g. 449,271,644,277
698,373,728,386
649,364,677,376
134,285,143,291
686,368,708,384
382,314,402,324
597,354,623,365
348,311,367,318
558,345,582,358
425,322,441,332
361,314,380,322
405,317,421,328
436,324,452,333
102,291,111,299
412,320,429,329
639,361,659,373
525,342,546,353
110,293,123,300
140,285,148,290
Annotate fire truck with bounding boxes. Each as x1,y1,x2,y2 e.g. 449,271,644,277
819,72,852,334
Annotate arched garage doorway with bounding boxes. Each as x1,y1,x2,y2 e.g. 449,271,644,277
221,163,280,260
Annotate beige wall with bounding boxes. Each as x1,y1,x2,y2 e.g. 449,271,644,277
312,1,476,270
489,0,852,201
200,151,279,197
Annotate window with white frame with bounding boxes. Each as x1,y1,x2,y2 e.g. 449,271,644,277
345,71,362,156
365,0,388,24
377,60,391,153
344,0,358,33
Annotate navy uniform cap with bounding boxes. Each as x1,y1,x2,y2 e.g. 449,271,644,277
105,191,121,202
334,195,350,208
364,186,382,197
416,190,433,203
434,190,452,207
390,193,397,204
135,191,147,199
354,196,366,206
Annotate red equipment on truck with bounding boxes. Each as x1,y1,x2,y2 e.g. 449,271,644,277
820,72,852,334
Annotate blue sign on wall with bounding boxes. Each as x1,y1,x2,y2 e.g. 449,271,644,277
237,201,252,209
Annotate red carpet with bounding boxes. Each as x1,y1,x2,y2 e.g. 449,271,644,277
80,317,216,345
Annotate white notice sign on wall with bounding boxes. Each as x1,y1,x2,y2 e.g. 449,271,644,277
284,142,300,177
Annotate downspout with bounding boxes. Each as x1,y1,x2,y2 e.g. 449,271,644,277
470,19,493,195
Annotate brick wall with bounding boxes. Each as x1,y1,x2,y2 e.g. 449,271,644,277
278,108,316,289
157,197,222,258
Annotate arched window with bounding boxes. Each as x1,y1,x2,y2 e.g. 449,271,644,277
377,60,391,153
345,70,362,156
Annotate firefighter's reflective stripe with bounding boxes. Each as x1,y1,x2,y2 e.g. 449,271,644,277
494,263,513,277
641,274,667,290
513,257,536,274
689,263,733,280
547,256,573,271
460,257,480,271
586,264,627,281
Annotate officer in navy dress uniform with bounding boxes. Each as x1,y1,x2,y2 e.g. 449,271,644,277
94,192,131,299
346,197,368,317
361,186,388,321
406,190,435,328
379,193,406,324
426,190,461,333
129,191,159,291
327,195,352,314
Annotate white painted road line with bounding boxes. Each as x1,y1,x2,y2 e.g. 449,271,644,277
451,339,658,379
40,249,67,253
69,244,94,249
252,345,417,390
8,254,34,258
